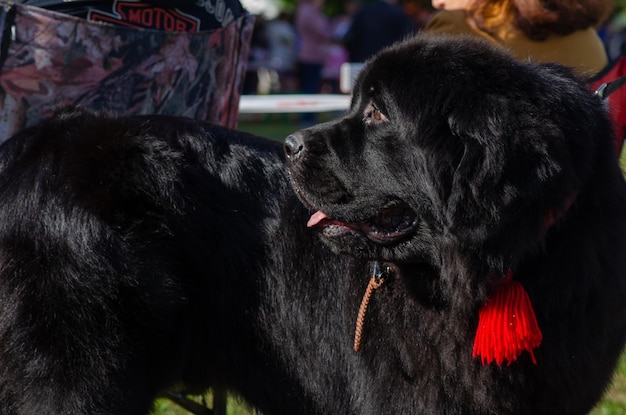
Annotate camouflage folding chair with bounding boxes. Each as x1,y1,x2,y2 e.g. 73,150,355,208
0,1,254,141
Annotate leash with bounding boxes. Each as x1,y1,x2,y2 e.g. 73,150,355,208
594,74,626,99
354,261,392,352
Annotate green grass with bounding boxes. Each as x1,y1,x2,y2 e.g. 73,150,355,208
153,127,626,414
151,392,253,415
237,114,301,142
592,353,626,414
236,112,342,142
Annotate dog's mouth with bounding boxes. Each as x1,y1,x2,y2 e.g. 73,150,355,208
307,205,418,245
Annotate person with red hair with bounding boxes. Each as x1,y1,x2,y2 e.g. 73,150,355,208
425,0,613,74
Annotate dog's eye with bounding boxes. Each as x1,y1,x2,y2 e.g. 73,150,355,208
363,103,387,125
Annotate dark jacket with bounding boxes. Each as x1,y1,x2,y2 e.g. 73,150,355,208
343,0,415,62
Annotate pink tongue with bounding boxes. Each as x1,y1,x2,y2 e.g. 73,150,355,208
307,210,328,228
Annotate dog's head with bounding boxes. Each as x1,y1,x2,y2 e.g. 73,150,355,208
285,35,612,269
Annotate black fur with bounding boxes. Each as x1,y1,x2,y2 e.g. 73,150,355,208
285,35,626,413
0,34,624,415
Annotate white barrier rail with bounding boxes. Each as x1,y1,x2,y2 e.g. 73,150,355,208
238,94,351,114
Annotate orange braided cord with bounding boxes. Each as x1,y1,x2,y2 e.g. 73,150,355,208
354,276,385,352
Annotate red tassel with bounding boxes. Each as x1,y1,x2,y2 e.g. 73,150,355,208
472,270,542,366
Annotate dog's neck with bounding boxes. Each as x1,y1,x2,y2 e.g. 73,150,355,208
543,193,578,230
352,193,578,355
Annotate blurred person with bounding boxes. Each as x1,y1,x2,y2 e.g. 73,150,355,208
295,0,333,125
598,11,626,61
424,0,613,74
259,13,298,93
333,0,359,40
243,17,272,94
265,12,298,76
321,1,357,92
404,0,436,29
343,0,417,62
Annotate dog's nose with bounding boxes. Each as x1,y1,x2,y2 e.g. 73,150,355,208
284,132,304,160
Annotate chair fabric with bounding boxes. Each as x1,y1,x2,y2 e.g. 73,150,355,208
0,2,254,140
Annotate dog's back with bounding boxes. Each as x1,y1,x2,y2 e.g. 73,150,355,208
0,108,291,414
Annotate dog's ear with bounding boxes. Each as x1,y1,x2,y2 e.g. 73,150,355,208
442,79,598,253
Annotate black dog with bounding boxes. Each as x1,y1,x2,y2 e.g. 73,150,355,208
0,34,625,415
284,35,626,413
